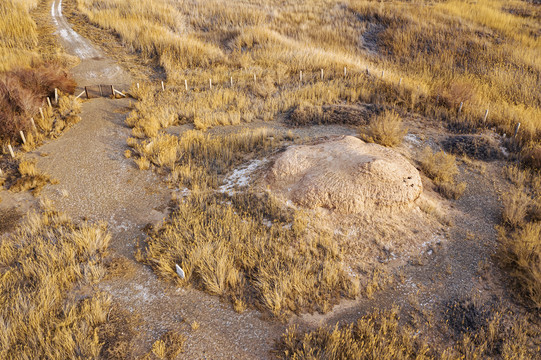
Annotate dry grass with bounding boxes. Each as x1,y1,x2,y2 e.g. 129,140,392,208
420,147,467,200
5,158,55,195
362,109,407,147
128,128,283,189
498,167,541,310
74,0,540,152
0,202,113,359
139,191,359,318
277,301,540,359
143,330,185,360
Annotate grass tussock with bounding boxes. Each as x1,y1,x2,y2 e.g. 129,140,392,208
498,167,541,310
362,109,407,147
4,158,55,195
139,191,359,318
0,203,113,359
144,330,185,360
420,147,466,199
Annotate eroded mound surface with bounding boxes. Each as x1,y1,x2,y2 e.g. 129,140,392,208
269,136,422,213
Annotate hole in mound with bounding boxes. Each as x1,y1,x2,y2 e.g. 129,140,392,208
442,135,502,161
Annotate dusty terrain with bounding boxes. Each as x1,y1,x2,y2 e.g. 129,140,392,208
1,0,539,358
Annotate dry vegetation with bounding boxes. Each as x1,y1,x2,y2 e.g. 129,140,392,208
361,109,407,147
498,166,541,310
75,0,540,159
277,300,540,359
420,147,467,200
0,202,113,358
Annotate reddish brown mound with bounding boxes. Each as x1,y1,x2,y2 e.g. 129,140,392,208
268,136,422,213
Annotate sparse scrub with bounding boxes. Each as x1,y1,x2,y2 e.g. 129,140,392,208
420,147,466,199
0,204,113,359
139,191,359,318
7,158,55,195
362,110,407,147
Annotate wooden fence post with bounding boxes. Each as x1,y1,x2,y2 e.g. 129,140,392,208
458,102,463,114
300,71,303,82
161,81,165,91
185,80,188,91
230,76,233,87
514,123,521,138
209,79,212,89
398,78,402,86
99,84,103,97
20,131,26,145
320,69,324,80
344,67,347,77
8,145,15,158
253,74,256,83
483,109,489,123
30,117,36,130
47,97,52,108
111,85,115,96
85,86,90,99
136,83,140,90
39,107,44,120
54,88,58,104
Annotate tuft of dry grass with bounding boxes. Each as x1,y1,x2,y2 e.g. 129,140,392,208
0,203,113,359
420,147,466,199
145,330,185,360
362,109,407,147
7,158,55,195
139,191,359,318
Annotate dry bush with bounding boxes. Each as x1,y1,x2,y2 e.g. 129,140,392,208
362,109,407,147
0,67,77,143
420,147,466,199
521,144,541,170
139,191,358,318
0,205,112,359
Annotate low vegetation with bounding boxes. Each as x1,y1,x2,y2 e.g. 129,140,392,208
362,109,407,147
277,300,540,359
0,202,112,359
420,147,467,200
498,166,541,310
139,191,358,318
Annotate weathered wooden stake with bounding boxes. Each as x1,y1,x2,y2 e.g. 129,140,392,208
514,122,521,138
458,102,463,114
185,80,188,91
381,70,384,78
20,131,26,145
344,67,347,77
230,76,233,87
398,78,402,86
320,69,324,80
366,67,369,75
209,79,212,89
99,84,103,97
253,74,256,83
39,107,44,120
300,71,303,82
111,85,115,96
30,117,36,130
483,109,489,123
136,82,140,90
8,145,14,158
161,81,165,91
47,97,52,108
54,88,58,104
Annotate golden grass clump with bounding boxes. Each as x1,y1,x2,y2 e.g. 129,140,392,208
139,191,359,318
420,147,466,199
0,205,112,359
362,109,407,147
8,158,55,195
498,169,541,310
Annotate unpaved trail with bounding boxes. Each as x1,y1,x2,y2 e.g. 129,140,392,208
35,1,285,358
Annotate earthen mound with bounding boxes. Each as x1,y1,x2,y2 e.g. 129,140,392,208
268,136,422,213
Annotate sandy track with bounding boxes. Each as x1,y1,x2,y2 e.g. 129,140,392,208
38,1,285,358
